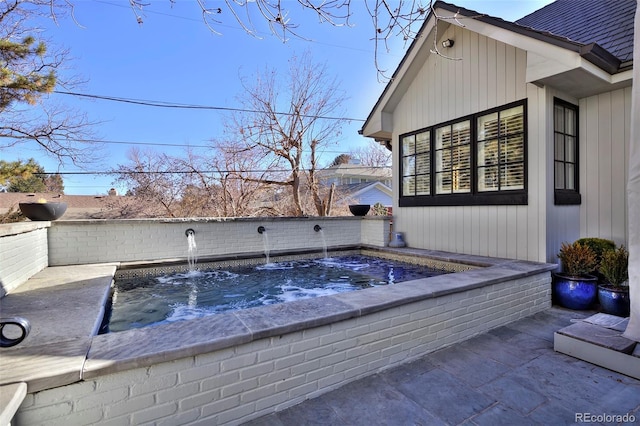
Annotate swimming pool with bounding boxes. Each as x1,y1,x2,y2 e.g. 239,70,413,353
106,255,447,332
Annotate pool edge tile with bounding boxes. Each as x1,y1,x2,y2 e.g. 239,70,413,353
84,313,252,378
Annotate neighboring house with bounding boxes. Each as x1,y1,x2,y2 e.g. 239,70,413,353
361,0,635,263
338,181,393,208
0,192,161,219
318,160,392,187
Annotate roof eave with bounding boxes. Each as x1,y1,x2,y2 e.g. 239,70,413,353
579,43,622,74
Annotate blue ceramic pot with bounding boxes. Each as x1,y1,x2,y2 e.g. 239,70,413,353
552,273,598,310
598,285,630,317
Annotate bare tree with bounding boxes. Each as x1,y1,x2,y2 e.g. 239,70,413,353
217,51,346,217
0,0,99,165
41,0,467,81
350,139,392,167
111,147,276,218
180,146,271,217
129,0,456,80
111,148,187,217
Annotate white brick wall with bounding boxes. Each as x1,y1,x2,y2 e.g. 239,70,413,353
47,218,386,266
0,224,48,295
15,272,551,425
361,218,391,247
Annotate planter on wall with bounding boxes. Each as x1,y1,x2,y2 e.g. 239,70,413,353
598,285,630,317
348,204,370,216
552,273,598,310
19,202,67,221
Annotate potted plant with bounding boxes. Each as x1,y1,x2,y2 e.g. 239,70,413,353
19,198,67,221
597,246,630,317
576,237,615,281
348,204,370,216
553,241,598,310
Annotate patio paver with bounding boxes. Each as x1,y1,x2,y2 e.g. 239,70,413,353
244,308,640,425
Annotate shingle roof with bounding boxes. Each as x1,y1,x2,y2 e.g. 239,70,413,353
516,0,635,63
0,193,162,219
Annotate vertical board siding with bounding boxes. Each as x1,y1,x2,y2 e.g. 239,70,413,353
391,26,543,261
579,87,631,246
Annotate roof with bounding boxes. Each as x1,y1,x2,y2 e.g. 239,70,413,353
336,182,393,206
516,0,635,63
318,163,391,179
361,0,636,139
0,193,161,219
337,181,392,196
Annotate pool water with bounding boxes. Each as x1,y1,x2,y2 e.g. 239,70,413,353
105,255,446,333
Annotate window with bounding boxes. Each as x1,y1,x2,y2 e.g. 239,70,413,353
400,100,527,206
435,121,471,194
477,106,525,192
553,98,581,205
402,130,431,196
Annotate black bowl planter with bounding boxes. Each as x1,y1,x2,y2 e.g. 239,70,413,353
552,273,598,310
19,202,67,221
349,204,370,216
598,285,630,317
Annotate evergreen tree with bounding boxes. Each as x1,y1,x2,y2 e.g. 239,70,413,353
0,158,63,193
0,36,56,111
0,0,97,164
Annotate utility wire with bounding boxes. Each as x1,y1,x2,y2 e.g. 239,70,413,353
54,91,366,122
0,136,366,154
35,165,391,176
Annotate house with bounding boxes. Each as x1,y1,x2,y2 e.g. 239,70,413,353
0,192,162,220
361,0,635,264
317,158,393,211
318,159,392,187
337,181,393,208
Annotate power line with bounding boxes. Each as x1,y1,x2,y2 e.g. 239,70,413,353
54,91,366,122
0,136,367,153
35,165,391,176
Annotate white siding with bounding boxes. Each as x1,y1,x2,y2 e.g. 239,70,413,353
579,87,632,246
545,89,580,264
390,25,546,262
545,87,631,263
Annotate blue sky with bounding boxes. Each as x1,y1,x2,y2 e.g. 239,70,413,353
3,0,553,195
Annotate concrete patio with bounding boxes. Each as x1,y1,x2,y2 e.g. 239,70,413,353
245,308,640,425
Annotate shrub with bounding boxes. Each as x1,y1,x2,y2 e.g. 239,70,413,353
372,202,389,216
575,237,615,270
557,241,597,277
599,246,629,287
0,205,25,224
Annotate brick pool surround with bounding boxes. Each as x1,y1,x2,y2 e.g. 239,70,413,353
5,245,554,424
1,219,554,424
87,247,550,375
87,249,550,377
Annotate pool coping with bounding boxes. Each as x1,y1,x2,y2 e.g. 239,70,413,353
0,246,556,394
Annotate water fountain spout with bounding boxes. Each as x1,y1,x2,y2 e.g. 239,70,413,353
315,225,328,258
185,229,198,270
259,227,270,263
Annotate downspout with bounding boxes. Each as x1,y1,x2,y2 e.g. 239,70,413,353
623,1,640,342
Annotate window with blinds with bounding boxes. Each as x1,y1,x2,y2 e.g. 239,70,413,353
435,121,471,194
401,130,430,196
477,105,525,192
399,100,527,206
